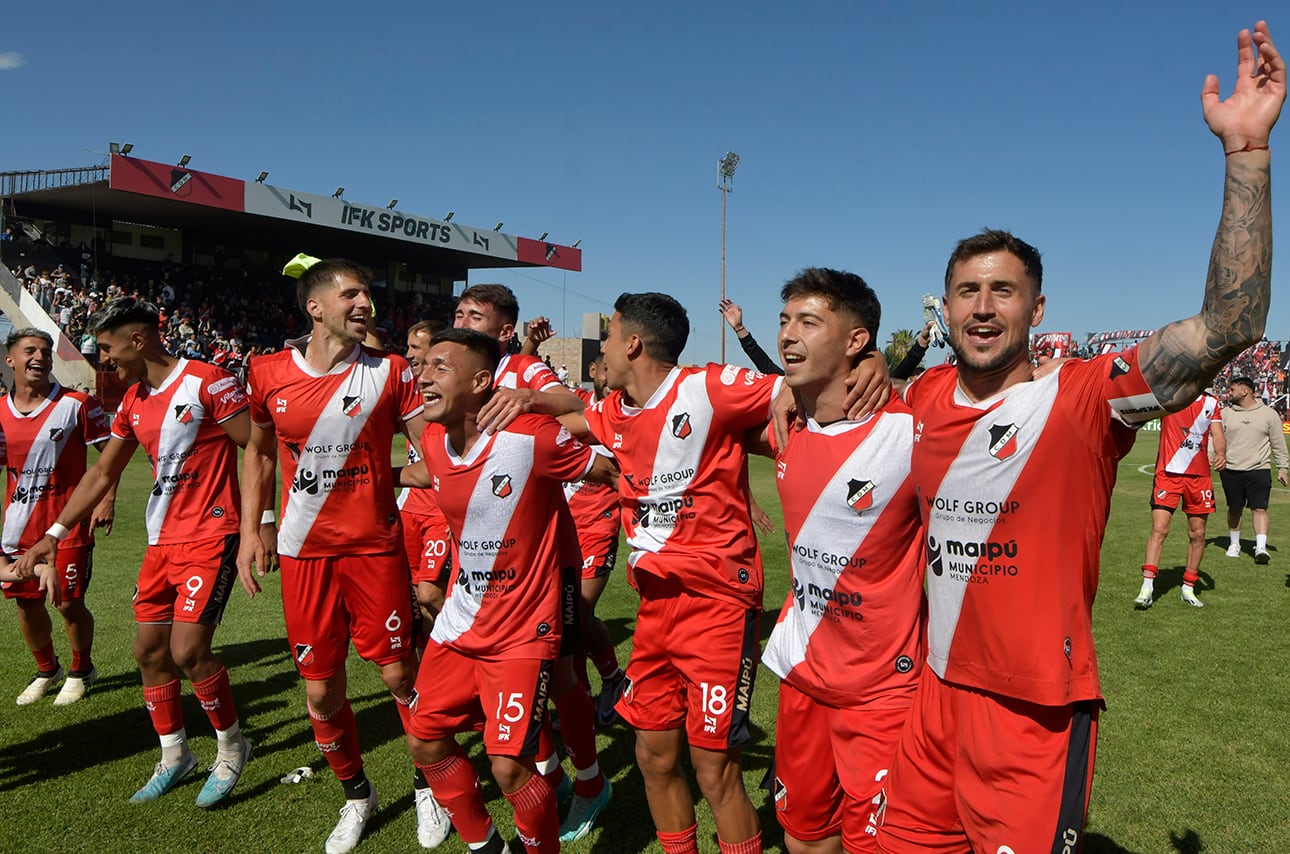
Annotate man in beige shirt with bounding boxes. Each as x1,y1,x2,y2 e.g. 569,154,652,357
1220,376,1290,563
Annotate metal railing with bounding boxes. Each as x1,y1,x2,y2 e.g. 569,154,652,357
1,165,108,196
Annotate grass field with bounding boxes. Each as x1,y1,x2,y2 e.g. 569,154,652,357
2,437,1290,853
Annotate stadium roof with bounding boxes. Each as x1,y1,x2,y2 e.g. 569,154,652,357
1,155,582,277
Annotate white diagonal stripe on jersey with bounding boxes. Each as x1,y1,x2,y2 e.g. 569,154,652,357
2,393,81,553
277,353,389,556
396,441,423,510
625,371,714,569
431,431,535,645
763,412,913,680
924,373,1060,680
146,375,207,545
1164,397,1217,473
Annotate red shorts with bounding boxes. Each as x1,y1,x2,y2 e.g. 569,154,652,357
279,550,414,680
400,509,453,586
134,535,238,625
876,668,1099,854
616,591,760,750
408,638,554,757
4,545,93,602
1150,470,1215,515
774,681,915,851
576,509,620,580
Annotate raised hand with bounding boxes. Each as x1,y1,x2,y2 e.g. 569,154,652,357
1203,21,1286,150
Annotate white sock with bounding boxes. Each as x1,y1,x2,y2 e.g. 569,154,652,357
575,761,601,782
1183,582,1196,594
159,729,190,764
216,721,244,759
1257,534,1268,549
467,825,500,850
534,753,559,776
1230,530,1241,546
1139,578,1154,595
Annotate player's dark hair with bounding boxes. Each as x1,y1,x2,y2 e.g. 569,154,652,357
407,319,445,339
945,229,1044,295
88,297,161,335
780,267,881,342
458,284,520,326
430,327,501,377
296,258,371,316
1230,376,1257,393
614,292,689,364
5,327,53,350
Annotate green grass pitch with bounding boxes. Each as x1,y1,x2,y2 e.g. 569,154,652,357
1,437,1289,852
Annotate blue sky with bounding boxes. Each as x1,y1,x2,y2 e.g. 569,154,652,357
4,2,1286,364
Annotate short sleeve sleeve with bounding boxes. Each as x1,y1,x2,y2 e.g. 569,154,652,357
201,368,250,424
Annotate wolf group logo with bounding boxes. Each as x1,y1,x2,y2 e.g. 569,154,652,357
294,643,314,666
927,535,944,576
47,427,65,443
491,474,513,498
341,395,363,418
846,478,876,512
988,423,1019,460
173,403,194,424
291,469,320,495
671,412,692,439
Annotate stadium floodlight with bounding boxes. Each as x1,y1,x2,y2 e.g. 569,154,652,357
443,211,454,221
494,222,504,231
538,232,549,241
388,199,398,209
572,239,582,248
109,142,120,154
177,154,191,168
718,151,740,180
333,187,345,198
120,143,134,156
255,171,269,183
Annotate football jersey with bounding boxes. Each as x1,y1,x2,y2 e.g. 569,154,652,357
763,402,926,707
247,343,423,559
1156,393,1220,476
582,363,783,608
0,385,110,552
495,353,561,392
906,348,1162,706
111,359,247,546
423,413,593,658
398,440,445,517
564,387,620,542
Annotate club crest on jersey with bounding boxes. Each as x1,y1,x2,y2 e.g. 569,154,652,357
1110,356,1131,379
988,423,1019,460
294,643,314,666
846,478,875,512
173,403,194,424
773,776,787,811
47,427,65,443
341,395,363,417
671,412,692,439
491,474,513,498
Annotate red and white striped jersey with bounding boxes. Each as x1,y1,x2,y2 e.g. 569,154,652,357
247,344,423,559
495,353,561,392
111,359,247,546
398,440,445,517
424,414,593,657
0,385,110,552
582,364,783,608
564,387,619,537
763,403,926,707
905,348,1162,706
1156,393,1221,475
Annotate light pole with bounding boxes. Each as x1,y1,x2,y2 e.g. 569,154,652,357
718,151,740,363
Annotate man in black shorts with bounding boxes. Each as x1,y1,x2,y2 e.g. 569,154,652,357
1219,376,1289,562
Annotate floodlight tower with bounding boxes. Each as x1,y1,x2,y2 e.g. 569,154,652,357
717,151,740,363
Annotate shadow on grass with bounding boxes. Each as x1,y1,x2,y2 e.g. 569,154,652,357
1146,566,1215,600
1085,832,1143,853
1209,537,1278,561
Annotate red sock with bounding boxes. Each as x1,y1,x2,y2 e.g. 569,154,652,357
552,684,600,790
1141,564,1158,579
142,679,185,735
504,772,558,853
309,700,363,780
32,643,58,674
536,722,565,787
719,831,763,854
1183,567,1200,586
658,823,700,854
418,746,494,844
573,653,592,693
589,646,620,680
70,647,91,674
192,667,239,731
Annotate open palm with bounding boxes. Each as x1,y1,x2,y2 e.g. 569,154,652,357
1203,21,1286,148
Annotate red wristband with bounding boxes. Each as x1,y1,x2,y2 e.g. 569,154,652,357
1225,143,1270,156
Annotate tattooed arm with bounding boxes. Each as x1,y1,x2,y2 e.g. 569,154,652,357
1138,21,1285,411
